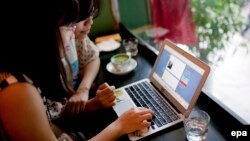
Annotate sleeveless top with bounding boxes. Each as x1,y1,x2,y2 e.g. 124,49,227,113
0,73,85,141
0,73,43,141
0,36,99,140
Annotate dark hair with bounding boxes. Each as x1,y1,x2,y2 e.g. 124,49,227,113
56,0,80,26
77,0,102,22
0,0,81,100
54,0,104,95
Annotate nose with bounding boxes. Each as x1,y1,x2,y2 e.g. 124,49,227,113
84,17,93,26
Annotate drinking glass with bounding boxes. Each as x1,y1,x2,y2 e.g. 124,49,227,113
122,38,138,57
183,109,210,141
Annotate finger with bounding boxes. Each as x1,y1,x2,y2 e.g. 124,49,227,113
137,107,154,115
69,102,80,117
69,103,76,117
100,93,115,103
140,113,153,121
141,120,151,127
64,102,73,116
99,87,115,96
107,99,116,106
80,101,85,112
75,102,82,115
98,82,109,90
106,94,116,103
110,85,116,90
99,94,116,106
105,101,116,107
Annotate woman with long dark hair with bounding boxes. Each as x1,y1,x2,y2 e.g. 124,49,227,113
0,0,153,140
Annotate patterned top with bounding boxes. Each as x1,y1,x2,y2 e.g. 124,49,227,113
76,36,99,77
60,25,99,87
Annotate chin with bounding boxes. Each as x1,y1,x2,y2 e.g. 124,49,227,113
76,34,87,39
82,34,88,39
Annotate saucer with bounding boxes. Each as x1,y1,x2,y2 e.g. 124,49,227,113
106,59,137,75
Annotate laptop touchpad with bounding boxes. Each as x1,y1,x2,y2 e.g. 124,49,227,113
113,89,135,116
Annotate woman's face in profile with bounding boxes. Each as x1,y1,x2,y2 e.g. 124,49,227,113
75,17,93,39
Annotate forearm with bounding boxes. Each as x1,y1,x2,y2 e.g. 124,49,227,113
77,58,100,96
89,121,123,141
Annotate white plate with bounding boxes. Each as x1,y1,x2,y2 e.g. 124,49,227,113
96,39,121,52
106,59,137,75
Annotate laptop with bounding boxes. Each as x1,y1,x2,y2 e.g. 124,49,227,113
113,39,210,141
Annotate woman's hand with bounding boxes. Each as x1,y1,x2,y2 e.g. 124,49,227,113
94,83,116,108
85,83,116,112
88,107,154,141
63,89,89,117
113,107,154,135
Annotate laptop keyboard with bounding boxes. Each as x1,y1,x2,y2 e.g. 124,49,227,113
125,81,179,128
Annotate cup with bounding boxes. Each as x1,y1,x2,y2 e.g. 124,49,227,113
183,109,210,141
111,53,131,72
122,38,139,57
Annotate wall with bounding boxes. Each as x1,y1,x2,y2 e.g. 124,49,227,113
89,0,151,37
90,0,118,37
118,0,151,29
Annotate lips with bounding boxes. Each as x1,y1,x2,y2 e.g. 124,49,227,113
76,31,89,39
81,30,90,35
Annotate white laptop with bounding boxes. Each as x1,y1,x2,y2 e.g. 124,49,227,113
113,39,210,141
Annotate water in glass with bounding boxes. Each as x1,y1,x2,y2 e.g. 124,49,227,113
184,117,208,141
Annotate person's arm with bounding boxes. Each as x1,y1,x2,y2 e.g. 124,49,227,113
76,37,100,97
89,107,154,141
64,58,100,116
76,57,100,99
0,83,57,141
64,37,100,116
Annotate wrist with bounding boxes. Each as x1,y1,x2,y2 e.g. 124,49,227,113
84,98,100,112
110,121,124,137
75,87,90,98
76,86,89,94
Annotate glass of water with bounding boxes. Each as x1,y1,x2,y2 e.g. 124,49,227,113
122,38,138,57
183,109,210,141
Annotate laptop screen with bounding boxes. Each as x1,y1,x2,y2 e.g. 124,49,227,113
151,45,205,109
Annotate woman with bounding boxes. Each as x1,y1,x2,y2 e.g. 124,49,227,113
60,0,102,118
0,0,153,141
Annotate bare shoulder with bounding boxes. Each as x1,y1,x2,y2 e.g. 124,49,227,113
0,72,38,96
0,82,41,107
1,82,38,95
